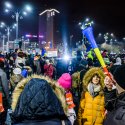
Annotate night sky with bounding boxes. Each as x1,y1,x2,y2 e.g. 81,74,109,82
0,0,125,42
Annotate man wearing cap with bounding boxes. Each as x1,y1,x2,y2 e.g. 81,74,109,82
104,64,125,125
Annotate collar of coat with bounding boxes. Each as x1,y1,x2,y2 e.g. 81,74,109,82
11,74,68,114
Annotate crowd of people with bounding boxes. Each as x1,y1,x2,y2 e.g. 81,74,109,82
0,48,125,125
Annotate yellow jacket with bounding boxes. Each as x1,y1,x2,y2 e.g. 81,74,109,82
77,67,105,125
78,92,105,125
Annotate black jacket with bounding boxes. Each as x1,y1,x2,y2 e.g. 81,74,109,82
13,120,63,125
104,87,117,111
12,77,70,125
104,92,125,125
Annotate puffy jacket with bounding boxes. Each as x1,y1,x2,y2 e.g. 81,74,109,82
11,75,71,125
77,67,105,125
78,92,105,125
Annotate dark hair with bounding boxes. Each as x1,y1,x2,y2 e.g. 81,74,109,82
90,73,100,83
18,52,24,58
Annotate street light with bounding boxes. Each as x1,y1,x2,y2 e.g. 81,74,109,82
0,22,16,52
5,1,12,9
5,2,32,49
98,33,102,36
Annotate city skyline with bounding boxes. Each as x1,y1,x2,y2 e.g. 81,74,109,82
0,0,125,42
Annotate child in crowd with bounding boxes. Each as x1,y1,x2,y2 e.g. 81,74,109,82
58,73,76,125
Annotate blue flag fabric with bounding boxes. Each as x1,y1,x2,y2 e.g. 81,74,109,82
41,48,46,56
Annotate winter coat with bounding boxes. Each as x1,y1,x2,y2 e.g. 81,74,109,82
104,92,125,125
71,68,87,114
103,87,117,111
11,75,71,125
44,64,54,78
33,60,41,74
77,67,105,125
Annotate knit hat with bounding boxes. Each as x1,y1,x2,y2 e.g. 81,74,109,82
58,73,72,89
113,64,125,89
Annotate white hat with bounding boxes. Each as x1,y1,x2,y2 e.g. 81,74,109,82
13,68,22,75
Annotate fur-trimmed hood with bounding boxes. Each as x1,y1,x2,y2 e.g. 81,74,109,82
11,74,67,114
10,74,23,89
83,67,105,91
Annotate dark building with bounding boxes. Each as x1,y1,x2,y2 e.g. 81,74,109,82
39,9,60,49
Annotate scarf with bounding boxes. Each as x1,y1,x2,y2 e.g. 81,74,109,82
87,83,101,97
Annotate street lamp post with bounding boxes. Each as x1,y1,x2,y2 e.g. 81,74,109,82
7,26,10,53
5,2,32,50
0,22,16,53
2,35,5,52
15,12,19,40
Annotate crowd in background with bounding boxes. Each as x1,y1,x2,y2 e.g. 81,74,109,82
0,48,125,125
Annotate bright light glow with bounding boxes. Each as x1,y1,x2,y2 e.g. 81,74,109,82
12,23,16,29
32,35,37,38
1,22,5,26
0,25,3,28
98,33,102,36
111,33,114,37
91,21,94,24
5,9,9,13
25,5,32,12
26,34,32,37
45,46,49,49
5,2,12,8
63,54,70,61
39,35,44,38
23,11,27,15
13,23,17,28
78,22,82,25
26,34,38,38
85,18,89,22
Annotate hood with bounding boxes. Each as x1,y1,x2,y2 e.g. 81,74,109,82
83,67,105,91
11,74,67,114
10,74,23,86
114,57,121,65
